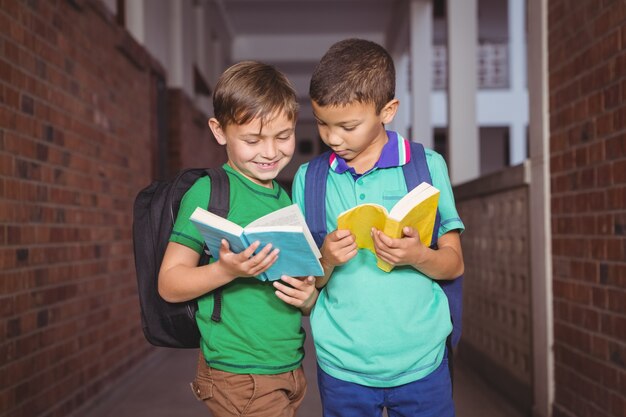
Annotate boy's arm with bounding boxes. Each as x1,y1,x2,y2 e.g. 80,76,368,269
315,229,358,288
158,239,279,303
372,228,464,280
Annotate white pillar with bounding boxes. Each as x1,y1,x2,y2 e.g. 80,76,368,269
125,0,145,44
447,0,479,184
509,0,528,165
528,0,553,415
410,0,433,148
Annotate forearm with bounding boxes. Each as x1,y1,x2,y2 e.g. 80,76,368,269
413,246,464,280
158,262,236,303
315,259,334,288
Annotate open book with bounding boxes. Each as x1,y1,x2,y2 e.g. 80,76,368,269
190,204,323,281
337,182,440,272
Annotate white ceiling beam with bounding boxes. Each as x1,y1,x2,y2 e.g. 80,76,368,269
232,33,385,62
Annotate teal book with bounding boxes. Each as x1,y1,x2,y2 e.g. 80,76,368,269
189,204,323,281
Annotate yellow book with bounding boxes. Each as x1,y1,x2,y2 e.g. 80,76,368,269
337,182,440,272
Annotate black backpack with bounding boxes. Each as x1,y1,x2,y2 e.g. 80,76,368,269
132,167,229,348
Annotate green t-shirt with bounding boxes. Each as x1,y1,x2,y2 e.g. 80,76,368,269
170,164,305,374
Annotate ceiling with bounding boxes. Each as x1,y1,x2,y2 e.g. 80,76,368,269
213,0,403,101
218,0,398,36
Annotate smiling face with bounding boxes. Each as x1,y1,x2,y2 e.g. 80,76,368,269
209,111,296,188
312,99,398,173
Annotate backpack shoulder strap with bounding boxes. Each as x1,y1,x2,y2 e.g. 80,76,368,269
404,141,463,348
206,167,229,217
204,167,229,322
403,141,441,248
304,151,332,248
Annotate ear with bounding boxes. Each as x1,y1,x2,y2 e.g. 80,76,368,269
208,118,227,145
380,99,399,124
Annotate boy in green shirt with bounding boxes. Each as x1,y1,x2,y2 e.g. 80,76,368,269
292,38,465,417
159,61,318,417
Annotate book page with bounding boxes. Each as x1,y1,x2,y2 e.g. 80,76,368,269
337,204,387,254
190,207,244,235
190,207,247,257
247,204,305,227
248,204,321,257
394,192,439,246
243,229,324,280
388,182,435,221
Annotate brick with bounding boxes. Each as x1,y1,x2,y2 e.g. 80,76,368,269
613,160,626,183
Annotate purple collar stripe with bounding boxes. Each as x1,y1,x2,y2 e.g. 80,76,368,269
326,130,412,173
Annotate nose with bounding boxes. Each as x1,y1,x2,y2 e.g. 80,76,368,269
262,139,278,159
324,129,342,147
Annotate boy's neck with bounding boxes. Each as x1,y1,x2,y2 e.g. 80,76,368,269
345,133,388,175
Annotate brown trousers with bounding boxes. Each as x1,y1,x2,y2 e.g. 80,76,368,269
191,353,307,417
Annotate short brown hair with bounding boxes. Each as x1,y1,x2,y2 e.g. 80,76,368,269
213,61,298,127
309,38,395,114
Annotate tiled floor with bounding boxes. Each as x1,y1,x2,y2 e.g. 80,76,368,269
78,319,527,417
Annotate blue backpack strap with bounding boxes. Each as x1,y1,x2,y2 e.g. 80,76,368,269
404,141,463,348
403,142,441,247
304,151,332,248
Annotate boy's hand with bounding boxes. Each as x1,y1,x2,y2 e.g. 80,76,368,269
217,239,279,279
320,229,358,269
273,275,318,314
371,226,427,268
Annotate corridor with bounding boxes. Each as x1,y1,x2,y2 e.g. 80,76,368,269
78,320,526,417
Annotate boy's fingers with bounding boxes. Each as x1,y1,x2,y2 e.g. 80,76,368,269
242,240,262,258
245,243,273,263
219,239,231,254
373,228,394,247
281,275,315,289
274,290,299,306
252,248,279,273
402,226,420,240
333,229,353,240
273,281,299,298
274,276,315,297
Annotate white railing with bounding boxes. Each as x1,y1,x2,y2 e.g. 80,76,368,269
433,42,509,90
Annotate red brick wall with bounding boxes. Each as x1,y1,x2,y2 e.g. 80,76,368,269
549,1,626,416
0,1,180,416
167,89,227,176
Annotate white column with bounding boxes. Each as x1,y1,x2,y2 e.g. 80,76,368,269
410,0,433,147
447,0,479,184
125,0,145,44
509,0,528,165
528,0,553,415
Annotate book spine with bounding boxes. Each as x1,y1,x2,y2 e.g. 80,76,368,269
240,232,268,281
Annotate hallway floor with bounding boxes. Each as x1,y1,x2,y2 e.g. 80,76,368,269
78,320,527,417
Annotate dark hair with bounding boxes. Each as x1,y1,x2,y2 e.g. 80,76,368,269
213,61,298,127
309,38,395,114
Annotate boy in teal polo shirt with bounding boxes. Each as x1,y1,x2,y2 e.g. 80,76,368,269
159,61,318,417
292,39,465,416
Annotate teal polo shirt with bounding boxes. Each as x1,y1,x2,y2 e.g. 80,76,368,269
292,131,464,387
